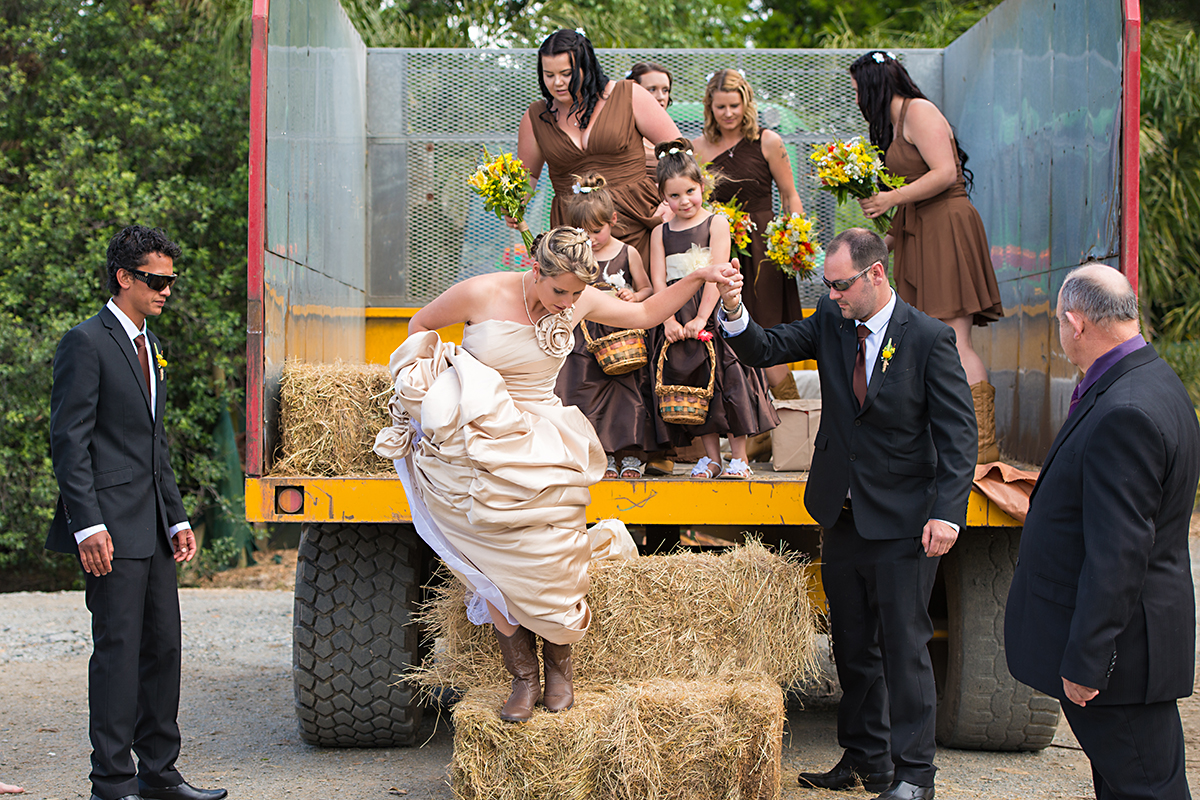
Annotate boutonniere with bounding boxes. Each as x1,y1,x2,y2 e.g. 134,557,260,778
153,342,168,380
880,338,896,373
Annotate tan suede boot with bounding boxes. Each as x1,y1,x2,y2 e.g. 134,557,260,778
971,381,1001,463
745,432,772,463
769,371,801,400
541,639,575,712
495,626,541,722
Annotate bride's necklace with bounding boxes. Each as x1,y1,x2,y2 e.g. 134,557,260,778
522,271,538,325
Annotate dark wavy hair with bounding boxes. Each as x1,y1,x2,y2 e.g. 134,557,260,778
626,61,673,107
537,30,610,131
106,225,182,295
654,137,709,195
849,51,973,192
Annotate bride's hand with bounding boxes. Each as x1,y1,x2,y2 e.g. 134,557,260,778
693,261,742,288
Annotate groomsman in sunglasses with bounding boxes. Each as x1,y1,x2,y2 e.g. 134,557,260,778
46,226,226,800
717,227,976,800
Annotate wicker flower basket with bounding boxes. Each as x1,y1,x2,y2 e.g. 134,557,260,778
655,338,716,425
582,323,648,376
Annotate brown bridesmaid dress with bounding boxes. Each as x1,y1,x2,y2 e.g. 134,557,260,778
710,135,805,328
528,80,662,264
886,98,1003,325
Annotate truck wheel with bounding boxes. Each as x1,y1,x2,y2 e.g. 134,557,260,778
934,528,1060,750
293,523,426,747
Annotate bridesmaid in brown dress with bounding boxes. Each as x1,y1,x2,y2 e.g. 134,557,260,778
554,173,657,478
514,30,680,265
693,69,807,398
850,51,1004,462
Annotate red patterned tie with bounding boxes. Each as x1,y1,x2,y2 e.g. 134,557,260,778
135,334,152,397
853,324,869,406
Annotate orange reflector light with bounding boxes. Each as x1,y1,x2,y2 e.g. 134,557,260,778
276,486,305,514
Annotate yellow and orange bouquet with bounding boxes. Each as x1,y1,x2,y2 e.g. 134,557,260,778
469,148,535,250
710,197,756,259
763,213,820,279
809,137,905,233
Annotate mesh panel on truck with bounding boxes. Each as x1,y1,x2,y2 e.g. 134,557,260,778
364,48,944,307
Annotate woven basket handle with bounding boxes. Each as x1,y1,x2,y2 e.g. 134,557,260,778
580,321,595,347
655,337,717,397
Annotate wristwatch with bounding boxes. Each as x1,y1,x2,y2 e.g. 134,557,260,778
722,299,744,317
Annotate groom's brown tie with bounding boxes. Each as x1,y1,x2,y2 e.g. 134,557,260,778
853,323,870,406
135,334,152,397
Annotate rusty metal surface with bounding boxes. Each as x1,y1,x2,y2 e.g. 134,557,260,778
944,0,1126,464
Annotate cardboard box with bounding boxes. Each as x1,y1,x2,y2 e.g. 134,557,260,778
771,399,822,472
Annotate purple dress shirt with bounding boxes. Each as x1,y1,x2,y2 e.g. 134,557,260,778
1067,334,1148,416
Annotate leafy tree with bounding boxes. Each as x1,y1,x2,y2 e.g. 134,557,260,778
0,0,248,585
1137,19,1200,340
809,0,999,49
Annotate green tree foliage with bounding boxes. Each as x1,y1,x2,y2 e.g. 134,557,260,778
1138,19,1200,340
759,0,997,49
0,0,248,583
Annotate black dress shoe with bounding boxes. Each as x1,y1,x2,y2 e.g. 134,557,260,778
138,780,227,800
874,780,935,800
90,795,143,800
798,760,894,792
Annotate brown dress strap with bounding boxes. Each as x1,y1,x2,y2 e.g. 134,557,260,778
895,97,912,143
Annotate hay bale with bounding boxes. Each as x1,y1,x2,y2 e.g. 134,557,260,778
271,360,395,476
451,676,784,800
415,542,818,691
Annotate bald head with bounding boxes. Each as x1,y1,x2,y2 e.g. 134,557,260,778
1056,262,1141,372
1058,263,1138,330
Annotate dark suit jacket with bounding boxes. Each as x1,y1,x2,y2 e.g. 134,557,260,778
726,294,976,538
1005,345,1199,705
46,306,187,557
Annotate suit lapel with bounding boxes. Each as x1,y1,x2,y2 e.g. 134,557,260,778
100,306,154,417
861,301,909,414
1031,344,1158,500
841,316,858,396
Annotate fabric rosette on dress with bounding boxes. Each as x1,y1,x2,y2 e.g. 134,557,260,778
374,323,606,644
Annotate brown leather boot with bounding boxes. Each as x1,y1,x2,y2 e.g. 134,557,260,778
494,626,541,722
769,371,801,400
541,639,575,712
971,380,1001,463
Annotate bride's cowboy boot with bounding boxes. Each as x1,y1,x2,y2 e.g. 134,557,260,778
494,626,541,722
541,639,575,712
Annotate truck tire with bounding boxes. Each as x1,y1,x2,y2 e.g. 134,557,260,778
293,523,426,747
935,528,1060,750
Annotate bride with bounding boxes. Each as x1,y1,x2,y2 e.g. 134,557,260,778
375,227,738,722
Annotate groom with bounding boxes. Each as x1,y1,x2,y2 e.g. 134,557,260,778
717,228,976,800
46,226,226,800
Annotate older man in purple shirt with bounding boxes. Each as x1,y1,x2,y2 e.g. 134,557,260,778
1006,263,1199,800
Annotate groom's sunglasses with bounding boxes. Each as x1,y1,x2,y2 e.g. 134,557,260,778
126,268,178,292
822,261,879,292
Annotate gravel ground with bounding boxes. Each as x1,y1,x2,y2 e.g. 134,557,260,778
1,539,1197,800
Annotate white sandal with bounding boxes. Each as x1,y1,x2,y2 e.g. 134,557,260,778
690,456,723,479
619,456,646,479
721,458,752,479
604,455,619,479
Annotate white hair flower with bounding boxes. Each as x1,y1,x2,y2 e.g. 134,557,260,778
872,52,886,64
571,184,594,194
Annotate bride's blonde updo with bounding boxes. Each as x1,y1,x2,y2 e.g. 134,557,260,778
534,226,599,284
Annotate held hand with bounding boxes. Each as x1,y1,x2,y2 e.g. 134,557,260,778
1062,677,1099,707
503,215,531,232
682,317,707,340
79,529,115,577
718,258,743,311
172,528,198,563
664,318,686,343
921,519,958,557
858,191,896,220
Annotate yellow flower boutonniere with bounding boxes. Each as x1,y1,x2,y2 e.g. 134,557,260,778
153,343,168,380
880,338,896,373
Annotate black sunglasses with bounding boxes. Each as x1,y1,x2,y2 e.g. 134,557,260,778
126,268,178,292
822,262,878,292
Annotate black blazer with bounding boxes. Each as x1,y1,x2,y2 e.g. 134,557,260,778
1005,345,1199,705
726,295,976,538
46,306,188,557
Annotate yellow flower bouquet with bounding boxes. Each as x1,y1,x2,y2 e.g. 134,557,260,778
809,137,906,233
763,212,820,279
469,148,535,251
710,197,756,259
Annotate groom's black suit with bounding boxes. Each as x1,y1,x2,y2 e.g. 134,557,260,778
725,293,976,784
47,304,190,800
